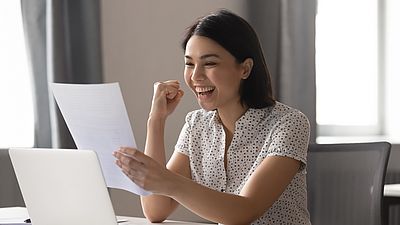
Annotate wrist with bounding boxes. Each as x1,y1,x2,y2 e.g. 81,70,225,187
148,112,167,121
146,115,166,141
164,171,186,197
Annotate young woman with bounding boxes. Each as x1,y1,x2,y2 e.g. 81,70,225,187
113,9,311,225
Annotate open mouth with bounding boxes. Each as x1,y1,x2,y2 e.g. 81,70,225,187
195,86,215,96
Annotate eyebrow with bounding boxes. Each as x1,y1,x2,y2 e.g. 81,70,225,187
184,54,220,60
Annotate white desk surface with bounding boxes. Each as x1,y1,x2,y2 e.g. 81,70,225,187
117,216,214,225
0,207,214,225
384,184,400,197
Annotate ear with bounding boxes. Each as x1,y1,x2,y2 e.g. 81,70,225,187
241,58,253,79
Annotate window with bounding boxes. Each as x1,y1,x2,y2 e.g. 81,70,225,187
0,1,34,148
316,0,400,143
385,0,400,140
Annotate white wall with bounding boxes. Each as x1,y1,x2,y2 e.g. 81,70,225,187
101,0,248,222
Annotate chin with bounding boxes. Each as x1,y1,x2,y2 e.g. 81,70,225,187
201,107,217,112
198,102,217,112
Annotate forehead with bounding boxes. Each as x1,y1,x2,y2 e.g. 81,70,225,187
184,35,231,59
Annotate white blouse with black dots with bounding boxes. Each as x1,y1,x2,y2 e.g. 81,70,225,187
175,101,311,225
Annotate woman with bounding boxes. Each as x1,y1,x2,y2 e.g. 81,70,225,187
113,9,311,225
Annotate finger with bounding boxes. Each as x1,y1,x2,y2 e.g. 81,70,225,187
154,81,180,91
118,147,150,164
120,155,142,169
162,80,180,86
155,80,180,90
120,161,139,175
115,156,144,181
113,147,138,159
166,86,184,100
113,150,143,169
153,81,183,102
166,88,180,100
177,90,184,98
163,85,181,99
113,149,134,161
167,89,184,105
120,165,146,189
115,158,122,168
121,167,138,182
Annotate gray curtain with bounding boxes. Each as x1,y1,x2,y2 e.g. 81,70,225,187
248,0,317,142
21,0,103,148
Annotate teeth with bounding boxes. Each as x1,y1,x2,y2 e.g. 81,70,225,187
195,86,215,93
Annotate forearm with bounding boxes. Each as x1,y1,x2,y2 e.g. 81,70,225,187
166,156,300,224
144,116,166,164
141,116,177,221
168,176,265,225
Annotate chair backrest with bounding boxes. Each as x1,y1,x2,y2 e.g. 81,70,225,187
307,142,391,225
0,149,25,207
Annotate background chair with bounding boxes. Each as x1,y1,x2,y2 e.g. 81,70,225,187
0,148,25,207
307,142,391,225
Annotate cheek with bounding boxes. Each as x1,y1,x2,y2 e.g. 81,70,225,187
183,69,193,89
216,74,242,96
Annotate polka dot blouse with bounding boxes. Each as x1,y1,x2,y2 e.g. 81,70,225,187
175,101,311,225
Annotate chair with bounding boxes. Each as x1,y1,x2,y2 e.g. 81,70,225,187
0,148,25,207
307,142,391,225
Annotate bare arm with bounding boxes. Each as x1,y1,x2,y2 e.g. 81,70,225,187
168,156,300,225
137,80,187,222
140,116,191,222
115,148,300,225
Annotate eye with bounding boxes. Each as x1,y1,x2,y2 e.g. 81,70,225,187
185,62,194,67
204,61,217,67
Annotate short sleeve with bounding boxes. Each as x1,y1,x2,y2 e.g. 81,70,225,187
174,112,193,156
267,110,310,172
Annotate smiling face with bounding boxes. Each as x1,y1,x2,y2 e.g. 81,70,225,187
184,35,249,112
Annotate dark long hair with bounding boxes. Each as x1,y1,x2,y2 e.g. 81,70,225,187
181,9,275,109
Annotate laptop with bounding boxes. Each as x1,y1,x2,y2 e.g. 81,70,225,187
9,148,121,225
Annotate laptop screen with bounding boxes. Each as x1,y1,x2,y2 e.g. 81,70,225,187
9,148,118,225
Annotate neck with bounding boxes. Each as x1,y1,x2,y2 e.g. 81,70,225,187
217,102,248,135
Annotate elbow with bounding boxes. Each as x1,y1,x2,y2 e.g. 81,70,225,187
147,217,167,224
142,204,168,223
141,196,174,223
143,210,168,223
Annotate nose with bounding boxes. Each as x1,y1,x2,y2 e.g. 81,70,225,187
191,65,206,81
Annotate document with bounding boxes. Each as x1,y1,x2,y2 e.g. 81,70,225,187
0,207,29,224
50,83,150,196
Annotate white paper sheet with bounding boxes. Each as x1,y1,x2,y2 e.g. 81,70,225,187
50,83,150,196
0,207,29,224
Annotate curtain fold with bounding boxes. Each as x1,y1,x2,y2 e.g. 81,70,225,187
248,0,317,142
21,0,50,148
21,0,103,148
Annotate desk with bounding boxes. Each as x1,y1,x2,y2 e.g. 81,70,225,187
383,184,400,225
117,216,214,225
0,207,214,225
384,184,400,197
